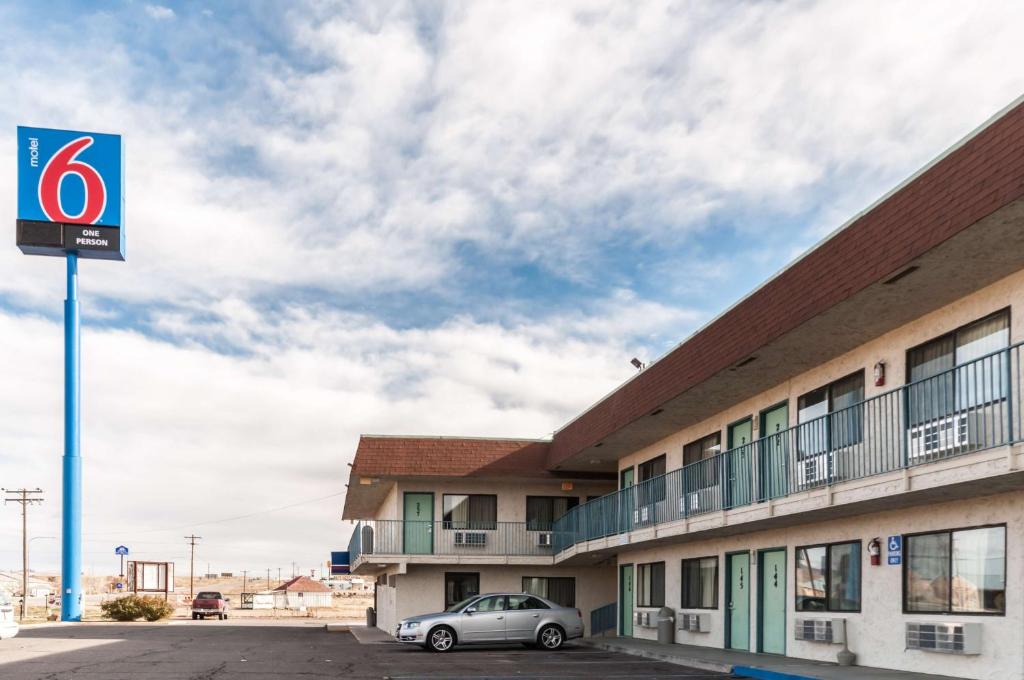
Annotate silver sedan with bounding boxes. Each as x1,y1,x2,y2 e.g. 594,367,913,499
396,592,584,652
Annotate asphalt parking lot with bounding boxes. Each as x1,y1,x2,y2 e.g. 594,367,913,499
0,620,736,679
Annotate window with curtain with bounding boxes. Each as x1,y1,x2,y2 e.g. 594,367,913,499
905,525,1005,614
797,371,865,457
444,572,479,608
637,454,667,506
795,541,861,612
637,562,665,607
522,576,576,607
907,311,1010,425
681,556,718,609
683,433,721,489
525,496,580,531
442,494,497,529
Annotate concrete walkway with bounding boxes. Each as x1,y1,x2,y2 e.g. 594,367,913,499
346,624,397,644
580,637,965,680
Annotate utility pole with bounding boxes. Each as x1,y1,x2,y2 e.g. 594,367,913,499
266,568,270,590
277,567,281,583
241,570,248,594
184,535,201,600
3,489,45,620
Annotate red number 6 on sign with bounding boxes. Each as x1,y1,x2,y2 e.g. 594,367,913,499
38,136,108,224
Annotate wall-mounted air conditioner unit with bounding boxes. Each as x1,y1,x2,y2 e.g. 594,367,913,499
453,531,486,547
797,452,836,489
536,532,552,547
635,611,651,627
677,612,712,633
908,413,969,461
906,622,981,654
794,618,845,644
679,486,721,515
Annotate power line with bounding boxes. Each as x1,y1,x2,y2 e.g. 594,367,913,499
185,535,201,600
3,488,44,621
86,490,346,537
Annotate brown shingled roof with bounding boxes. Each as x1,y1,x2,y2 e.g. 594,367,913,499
350,435,558,479
343,435,615,519
273,576,331,593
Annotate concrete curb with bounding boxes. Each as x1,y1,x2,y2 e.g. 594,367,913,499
577,638,733,674
324,623,350,632
732,666,819,680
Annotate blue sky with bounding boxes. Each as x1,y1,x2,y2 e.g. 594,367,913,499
1,0,1023,574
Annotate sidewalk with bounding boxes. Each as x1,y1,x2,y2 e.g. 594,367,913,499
579,637,966,680
346,624,396,644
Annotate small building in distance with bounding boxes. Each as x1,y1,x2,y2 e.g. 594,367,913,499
272,576,333,609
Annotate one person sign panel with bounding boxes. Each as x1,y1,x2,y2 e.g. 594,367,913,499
16,126,125,260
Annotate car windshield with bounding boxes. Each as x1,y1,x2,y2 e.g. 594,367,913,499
195,592,221,599
445,596,476,613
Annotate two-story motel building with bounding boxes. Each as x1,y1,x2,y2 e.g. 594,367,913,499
343,98,1024,679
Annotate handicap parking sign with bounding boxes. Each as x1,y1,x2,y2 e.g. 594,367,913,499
887,535,902,565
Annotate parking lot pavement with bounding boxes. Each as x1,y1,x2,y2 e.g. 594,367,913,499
0,620,736,679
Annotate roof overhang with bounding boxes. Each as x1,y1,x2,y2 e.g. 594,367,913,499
342,436,615,518
548,97,1024,471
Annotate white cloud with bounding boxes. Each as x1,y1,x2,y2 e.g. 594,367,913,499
144,5,175,21
1,0,1024,575
1,1,1022,305
0,293,685,572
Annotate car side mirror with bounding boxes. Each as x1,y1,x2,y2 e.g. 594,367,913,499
465,607,477,614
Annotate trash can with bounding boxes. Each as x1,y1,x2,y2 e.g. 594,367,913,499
656,606,674,644
366,606,376,627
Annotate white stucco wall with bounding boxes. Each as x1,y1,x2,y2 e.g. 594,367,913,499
619,491,1023,680
375,563,616,638
383,478,615,522
617,268,1024,477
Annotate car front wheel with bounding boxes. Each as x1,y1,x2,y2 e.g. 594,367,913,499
427,626,456,653
538,624,564,650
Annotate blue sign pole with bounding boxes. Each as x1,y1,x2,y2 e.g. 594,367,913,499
62,253,82,621
15,126,124,622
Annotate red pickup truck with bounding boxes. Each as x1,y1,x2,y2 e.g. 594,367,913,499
191,591,230,620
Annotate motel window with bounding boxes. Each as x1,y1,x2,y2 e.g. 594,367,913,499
906,310,1010,426
681,557,718,609
795,541,861,612
522,576,576,607
444,572,479,608
683,433,721,489
525,496,580,531
637,562,665,608
797,371,864,457
637,454,667,506
683,433,721,467
904,525,1006,615
638,454,666,481
442,494,497,530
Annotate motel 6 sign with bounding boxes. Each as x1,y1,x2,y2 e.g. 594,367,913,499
16,126,125,260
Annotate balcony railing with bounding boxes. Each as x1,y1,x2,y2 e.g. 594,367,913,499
347,520,559,562
553,343,1024,554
